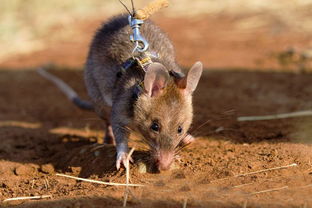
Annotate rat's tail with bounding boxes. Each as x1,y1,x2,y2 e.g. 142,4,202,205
37,68,94,111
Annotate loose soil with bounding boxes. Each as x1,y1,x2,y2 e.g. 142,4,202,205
0,15,312,208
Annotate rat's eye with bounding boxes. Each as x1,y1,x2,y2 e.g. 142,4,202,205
150,121,160,132
177,126,183,134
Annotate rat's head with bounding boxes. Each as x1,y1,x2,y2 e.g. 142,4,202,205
133,62,203,171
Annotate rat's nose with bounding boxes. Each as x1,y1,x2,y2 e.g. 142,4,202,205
155,151,174,171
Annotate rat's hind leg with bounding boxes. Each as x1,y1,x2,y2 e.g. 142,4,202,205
104,119,115,144
85,67,115,144
94,106,115,145
96,105,116,144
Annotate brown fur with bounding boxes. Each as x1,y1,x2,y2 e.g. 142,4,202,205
84,14,202,170
134,81,193,151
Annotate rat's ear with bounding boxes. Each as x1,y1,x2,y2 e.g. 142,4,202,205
144,63,169,97
176,61,203,94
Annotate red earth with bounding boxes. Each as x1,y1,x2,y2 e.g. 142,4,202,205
0,14,312,208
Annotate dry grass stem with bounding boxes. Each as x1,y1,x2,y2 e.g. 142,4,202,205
303,184,312,188
250,186,289,195
237,110,312,121
211,163,297,183
123,190,129,207
234,163,297,177
3,195,52,202
297,184,312,189
183,198,188,208
233,182,254,188
56,173,144,187
0,121,41,129
44,177,49,189
126,148,135,183
90,144,106,152
31,180,35,189
123,147,135,207
243,200,248,208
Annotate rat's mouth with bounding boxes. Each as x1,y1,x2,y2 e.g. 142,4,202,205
152,150,175,171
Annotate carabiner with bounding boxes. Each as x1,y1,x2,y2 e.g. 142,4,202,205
128,15,149,53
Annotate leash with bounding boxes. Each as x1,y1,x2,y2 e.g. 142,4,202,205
127,0,169,54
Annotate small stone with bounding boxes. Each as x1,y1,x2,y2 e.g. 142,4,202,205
179,185,191,192
154,180,165,187
215,127,224,133
170,162,179,170
172,171,186,179
0,182,7,188
40,164,55,174
79,148,86,154
4,200,24,206
199,177,210,184
74,202,82,208
2,180,15,188
138,162,147,173
70,166,82,175
94,151,100,157
15,165,35,176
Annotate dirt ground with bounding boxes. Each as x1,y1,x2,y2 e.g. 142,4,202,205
1,14,312,208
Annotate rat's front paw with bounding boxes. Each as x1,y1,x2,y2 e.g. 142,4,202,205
116,151,133,170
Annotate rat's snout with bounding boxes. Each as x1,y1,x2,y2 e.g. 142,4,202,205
154,151,174,171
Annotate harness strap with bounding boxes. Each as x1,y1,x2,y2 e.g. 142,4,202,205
120,51,166,97
121,51,158,73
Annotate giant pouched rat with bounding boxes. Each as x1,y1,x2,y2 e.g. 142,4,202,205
85,14,202,171
39,14,203,171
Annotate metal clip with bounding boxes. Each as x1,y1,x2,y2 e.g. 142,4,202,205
128,15,149,53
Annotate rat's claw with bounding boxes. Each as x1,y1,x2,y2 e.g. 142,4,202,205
116,151,133,170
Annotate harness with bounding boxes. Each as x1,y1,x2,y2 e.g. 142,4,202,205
121,51,157,74
118,0,169,70
117,2,177,99
118,0,169,76
119,51,157,98
117,14,156,93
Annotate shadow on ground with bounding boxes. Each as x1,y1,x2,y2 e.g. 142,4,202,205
1,68,312,177
3,195,290,208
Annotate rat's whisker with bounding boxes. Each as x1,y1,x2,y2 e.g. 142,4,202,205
175,145,185,155
174,135,192,153
118,126,133,133
125,126,134,131
140,137,157,149
190,119,211,136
